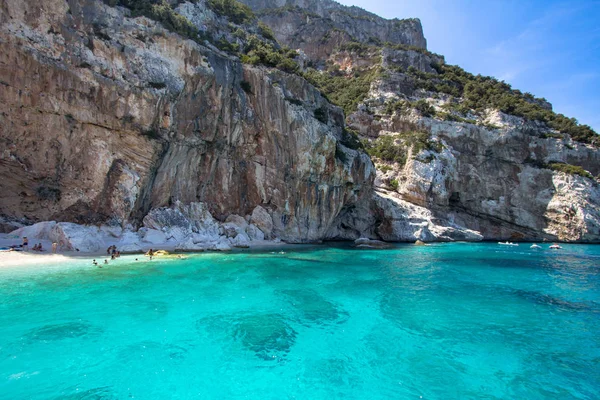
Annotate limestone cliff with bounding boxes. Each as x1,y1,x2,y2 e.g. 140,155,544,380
1,0,598,244
242,0,600,242
239,0,426,62
0,0,374,243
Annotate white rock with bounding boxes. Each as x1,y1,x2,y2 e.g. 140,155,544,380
213,239,232,251
225,214,248,230
373,191,483,242
250,205,273,239
119,243,143,253
49,222,104,253
175,238,205,251
164,226,191,242
140,228,168,244
100,225,123,238
221,222,241,238
11,221,57,240
246,224,265,241
229,231,250,248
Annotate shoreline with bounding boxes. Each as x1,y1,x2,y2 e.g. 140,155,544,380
1,238,595,269
0,236,306,268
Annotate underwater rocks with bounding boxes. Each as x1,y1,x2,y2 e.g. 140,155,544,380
198,313,298,361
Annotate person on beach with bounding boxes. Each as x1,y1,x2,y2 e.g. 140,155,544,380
37,243,43,251
106,246,112,255
22,237,28,251
146,248,154,260
52,242,57,253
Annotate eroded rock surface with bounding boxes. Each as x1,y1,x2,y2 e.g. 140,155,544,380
0,0,374,243
1,0,598,244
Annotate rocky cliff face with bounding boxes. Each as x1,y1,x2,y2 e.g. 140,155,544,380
346,49,600,242
239,0,426,63
1,0,598,244
0,0,374,242
241,0,600,242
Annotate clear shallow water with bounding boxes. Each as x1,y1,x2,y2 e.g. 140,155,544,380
0,243,599,400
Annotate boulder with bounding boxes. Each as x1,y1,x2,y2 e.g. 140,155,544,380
143,201,221,242
213,239,232,251
221,222,241,238
11,221,57,240
225,214,248,230
143,206,191,231
246,224,265,241
178,202,221,236
175,238,206,251
229,231,251,248
250,206,273,239
49,223,103,252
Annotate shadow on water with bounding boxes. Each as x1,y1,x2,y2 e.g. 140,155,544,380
279,289,349,327
55,386,117,400
197,313,297,361
511,289,599,312
24,320,101,342
118,340,190,363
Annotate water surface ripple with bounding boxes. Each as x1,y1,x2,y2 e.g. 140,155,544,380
0,243,599,399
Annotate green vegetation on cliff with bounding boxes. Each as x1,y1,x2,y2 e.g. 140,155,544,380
303,66,382,116
363,131,442,165
406,64,598,145
240,36,299,73
105,0,300,74
105,0,203,41
207,0,255,24
548,163,594,179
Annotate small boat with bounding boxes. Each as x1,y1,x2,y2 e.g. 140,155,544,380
498,241,518,246
549,244,562,250
530,244,542,249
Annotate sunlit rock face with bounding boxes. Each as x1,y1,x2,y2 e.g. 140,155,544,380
0,0,375,243
1,0,598,243
239,0,426,63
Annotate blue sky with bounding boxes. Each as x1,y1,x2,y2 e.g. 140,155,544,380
337,0,600,132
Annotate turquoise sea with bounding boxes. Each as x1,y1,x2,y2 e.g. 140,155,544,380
0,243,599,399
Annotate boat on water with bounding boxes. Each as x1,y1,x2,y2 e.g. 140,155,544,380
530,244,542,249
498,241,519,246
549,244,562,249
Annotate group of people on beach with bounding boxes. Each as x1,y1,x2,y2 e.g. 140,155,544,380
91,245,122,267
6,237,58,253
107,245,121,259
31,243,44,251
